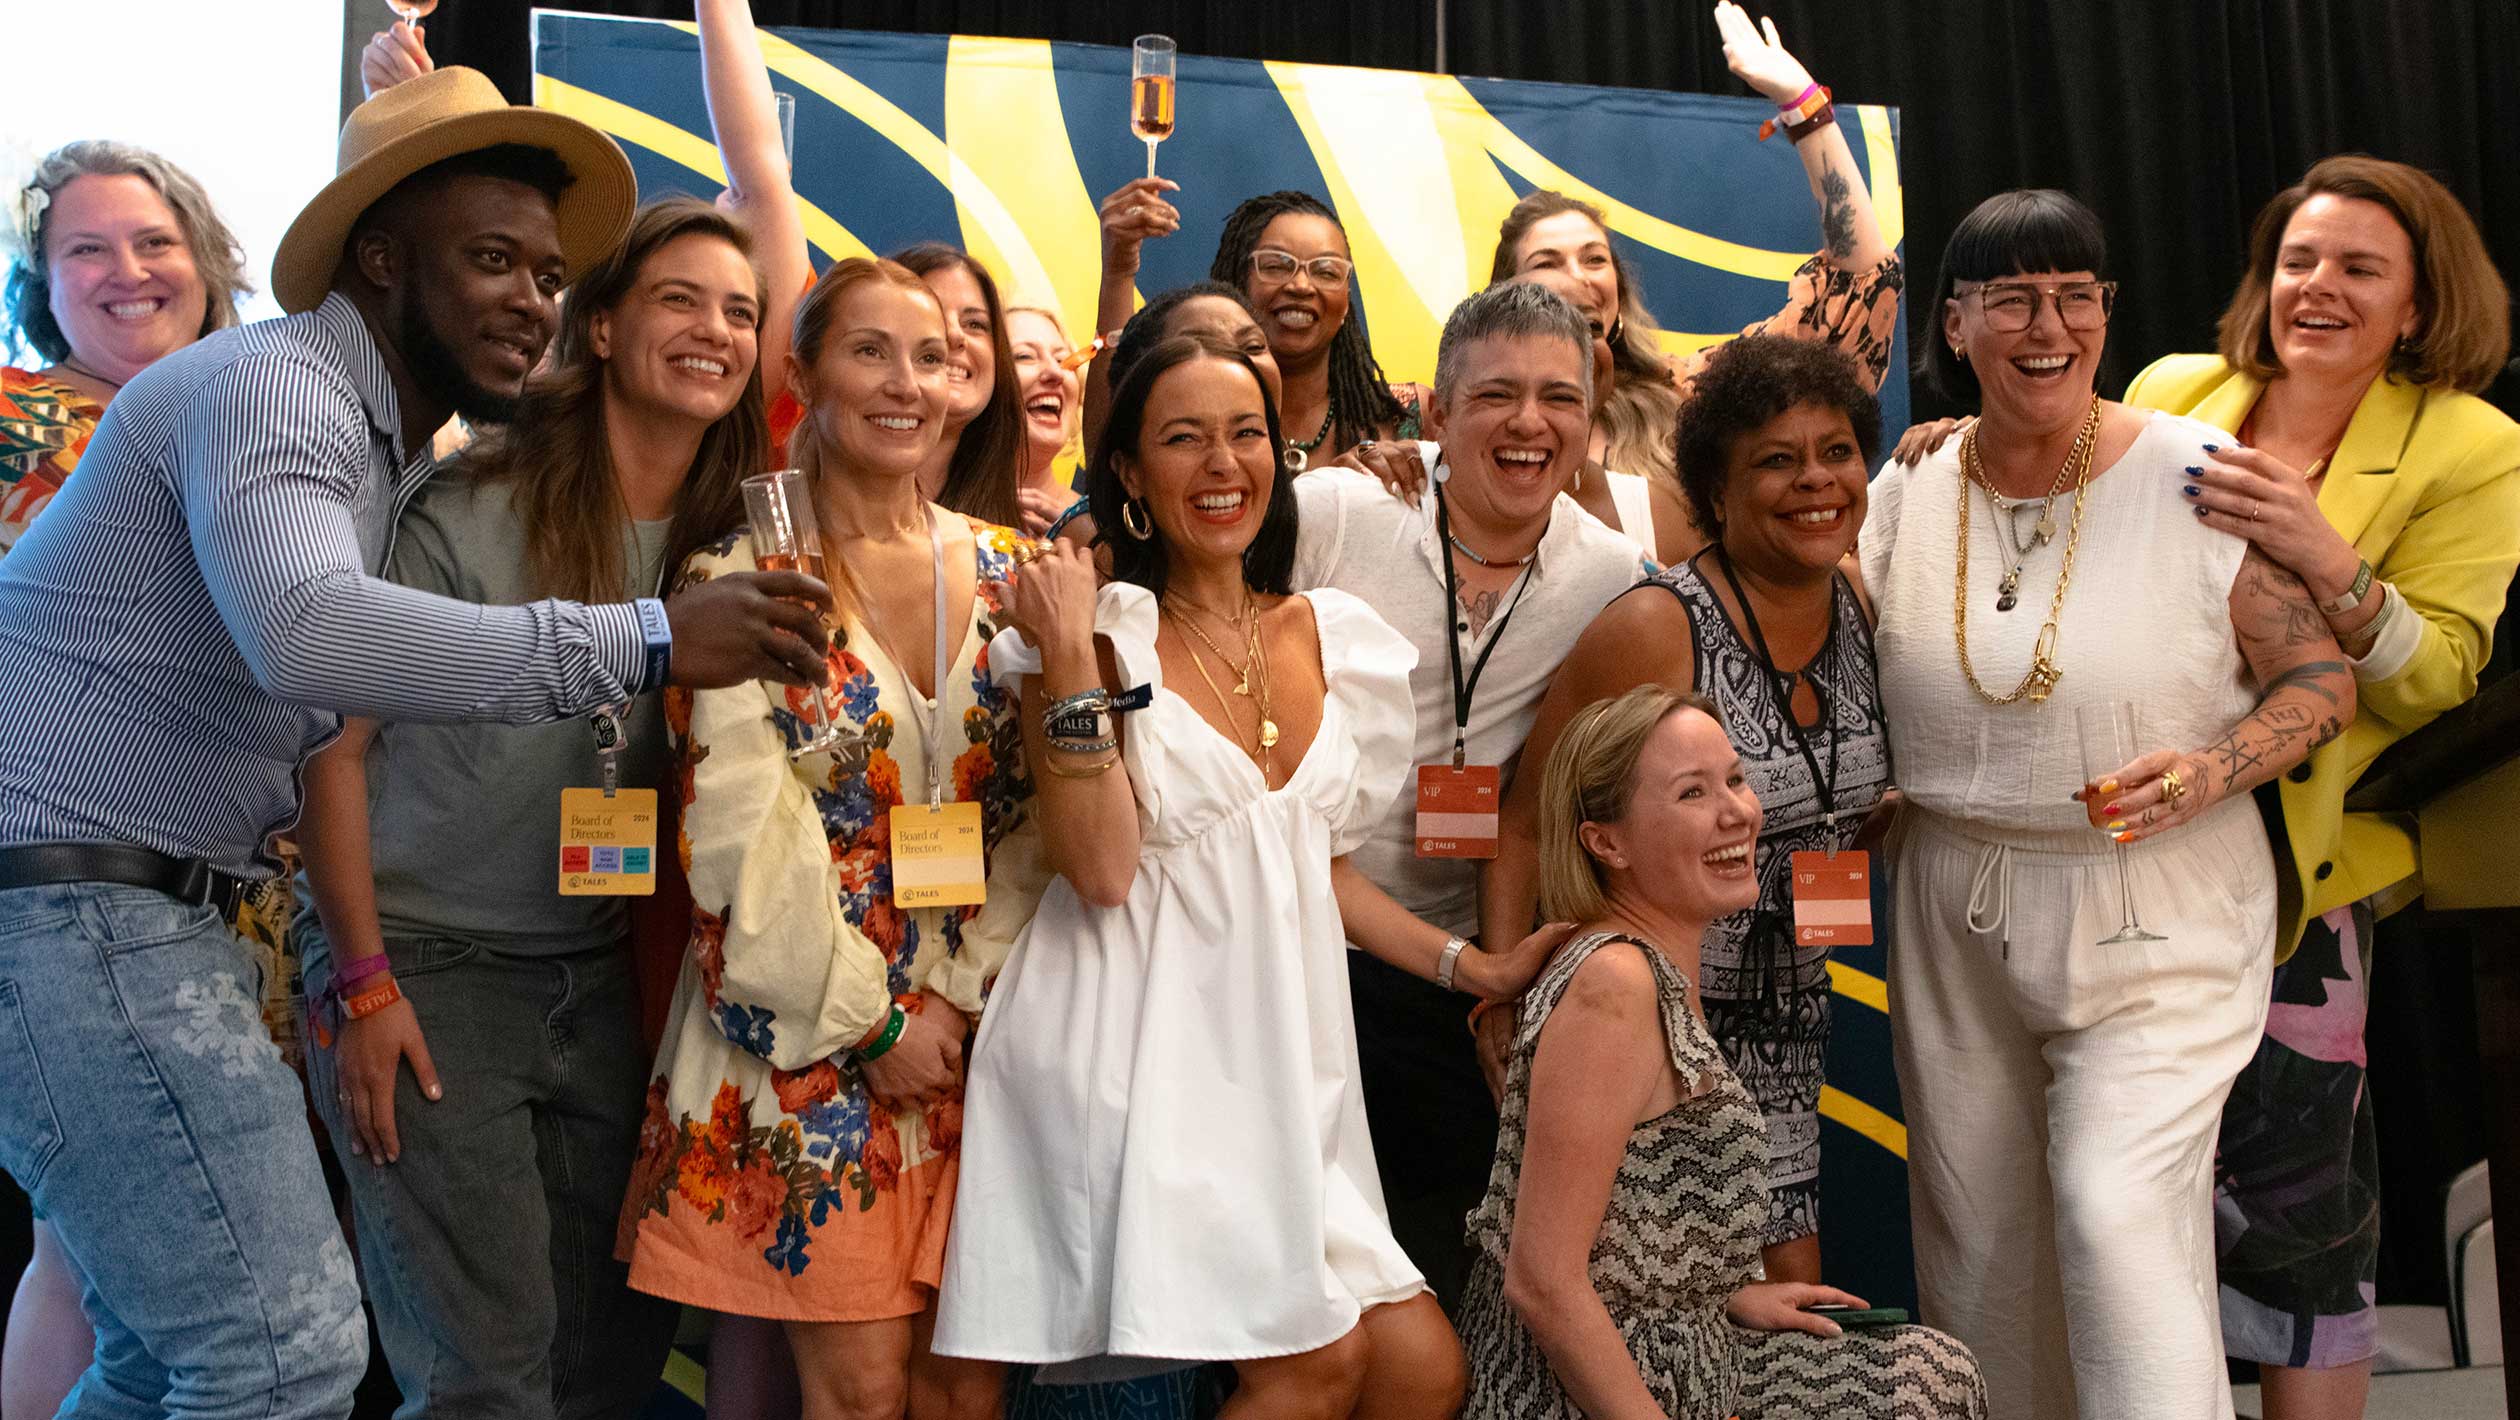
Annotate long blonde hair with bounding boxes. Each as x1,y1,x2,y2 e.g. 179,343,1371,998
1490,190,1682,483
1535,686,1722,923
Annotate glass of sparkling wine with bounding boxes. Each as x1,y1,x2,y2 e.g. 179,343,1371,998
1131,35,1177,181
741,471,848,758
387,0,438,22
2076,700,2167,945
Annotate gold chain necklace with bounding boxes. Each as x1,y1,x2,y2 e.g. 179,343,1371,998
1953,398,2102,705
1162,593,1280,766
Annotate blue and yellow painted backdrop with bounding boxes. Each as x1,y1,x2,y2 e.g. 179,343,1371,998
532,11,1917,1304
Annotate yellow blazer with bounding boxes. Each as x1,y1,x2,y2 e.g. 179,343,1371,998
2125,353,2520,957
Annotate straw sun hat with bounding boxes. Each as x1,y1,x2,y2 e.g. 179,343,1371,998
272,66,636,313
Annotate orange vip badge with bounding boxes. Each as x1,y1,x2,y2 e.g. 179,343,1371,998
1789,849,1871,946
1416,763,1501,859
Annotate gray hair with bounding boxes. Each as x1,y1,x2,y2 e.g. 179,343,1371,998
1431,280,1594,408
4,140,251,364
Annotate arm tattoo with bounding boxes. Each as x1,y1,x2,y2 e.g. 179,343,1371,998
2264,660,2349,707
1819,168,1857,263
2237,557,2333,648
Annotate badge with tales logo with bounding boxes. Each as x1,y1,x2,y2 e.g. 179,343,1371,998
1416,763,1501,859
558,787,658,896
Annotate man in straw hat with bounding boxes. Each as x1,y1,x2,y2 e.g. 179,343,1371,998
0,69,831,1418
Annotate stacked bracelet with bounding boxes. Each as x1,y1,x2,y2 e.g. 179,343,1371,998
856,1003,908,1062
1045,688,1113,749
1757,83,1834,143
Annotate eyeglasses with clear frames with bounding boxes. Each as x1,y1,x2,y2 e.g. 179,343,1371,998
1960,279,2119,332
1249,249,1354,286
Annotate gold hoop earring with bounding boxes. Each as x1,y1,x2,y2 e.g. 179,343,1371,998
1121,497,1154,542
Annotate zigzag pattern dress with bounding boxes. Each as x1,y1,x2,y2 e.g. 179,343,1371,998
1457,932,1986,1419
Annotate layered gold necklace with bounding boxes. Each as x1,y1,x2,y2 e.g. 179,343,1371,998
1953,397,2102,705
1162,591,1280,775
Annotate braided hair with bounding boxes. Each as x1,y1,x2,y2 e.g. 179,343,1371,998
1208,191,1403,454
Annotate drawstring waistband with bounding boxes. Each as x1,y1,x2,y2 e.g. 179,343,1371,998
1966,840,2014,958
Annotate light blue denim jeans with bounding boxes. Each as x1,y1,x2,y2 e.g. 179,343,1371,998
0,881,366,1419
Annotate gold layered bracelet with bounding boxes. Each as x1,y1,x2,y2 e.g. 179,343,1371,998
1042,750,1121,779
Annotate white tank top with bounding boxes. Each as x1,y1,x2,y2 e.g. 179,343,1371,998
1861,410,2258,839
1605,469,1656,553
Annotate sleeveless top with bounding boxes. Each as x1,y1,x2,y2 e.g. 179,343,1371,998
1861,411,2257,842
1605,470,1656,554
1638,556,1889,1001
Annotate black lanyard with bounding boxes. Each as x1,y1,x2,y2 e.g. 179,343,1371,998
1708,547,1841,833
1434,481,1535,768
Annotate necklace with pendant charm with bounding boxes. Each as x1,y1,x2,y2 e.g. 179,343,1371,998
1164,593,1280,765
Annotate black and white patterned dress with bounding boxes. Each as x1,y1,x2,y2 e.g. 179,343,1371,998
1458,932,1983,1420
1640,556,1888,1246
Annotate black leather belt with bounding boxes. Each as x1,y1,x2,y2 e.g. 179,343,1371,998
0,843,252,919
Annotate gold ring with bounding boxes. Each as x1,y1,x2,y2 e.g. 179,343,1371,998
1010,541,1042,566
2160,767,2187,804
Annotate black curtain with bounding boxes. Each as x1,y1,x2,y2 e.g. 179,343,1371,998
426,0,2520,420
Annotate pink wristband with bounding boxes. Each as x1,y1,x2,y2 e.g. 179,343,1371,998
1779,82,1821,114
333,953,393,990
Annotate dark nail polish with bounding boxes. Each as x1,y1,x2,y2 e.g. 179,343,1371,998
2202,443,2219,451
2183,465,2200,475
2183,484,2199,496
2194,506,2210,518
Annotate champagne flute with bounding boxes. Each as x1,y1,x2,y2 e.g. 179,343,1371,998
741,471,849,758
2076,700,2167,945
773,91,798,169
1131,35,1177,181
387,0,438,21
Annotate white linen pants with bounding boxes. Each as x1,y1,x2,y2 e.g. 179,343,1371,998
1890,803,2275,1420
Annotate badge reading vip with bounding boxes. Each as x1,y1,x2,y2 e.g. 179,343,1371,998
1416,764,1502,859
890,801,987,907
558,787,659,896
1789,849,1872,946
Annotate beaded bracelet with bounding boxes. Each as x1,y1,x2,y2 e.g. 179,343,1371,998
1048,735,1119,754
856,1003,908,1062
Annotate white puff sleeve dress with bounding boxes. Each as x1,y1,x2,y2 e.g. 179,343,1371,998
934,581,1426,1368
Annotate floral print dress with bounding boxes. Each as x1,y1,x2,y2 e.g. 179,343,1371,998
620,516,1048,1322
0,366,99,558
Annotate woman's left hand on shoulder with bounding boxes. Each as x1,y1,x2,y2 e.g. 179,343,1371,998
2075,749,2214,845
2183,445,2354,590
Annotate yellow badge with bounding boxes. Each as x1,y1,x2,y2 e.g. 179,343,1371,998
557,788,659,896
889,801,987,908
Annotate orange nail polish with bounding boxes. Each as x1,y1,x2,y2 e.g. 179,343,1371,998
2112,830,2133,844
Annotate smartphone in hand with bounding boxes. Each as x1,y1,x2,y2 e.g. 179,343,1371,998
1806,1304,1910,1328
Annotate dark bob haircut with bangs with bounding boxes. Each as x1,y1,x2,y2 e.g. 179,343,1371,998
1918,189,2110,404
1087,334,1297,599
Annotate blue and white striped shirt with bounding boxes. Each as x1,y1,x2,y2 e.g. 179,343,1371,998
0,293,656,878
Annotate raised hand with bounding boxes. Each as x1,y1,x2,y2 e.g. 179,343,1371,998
1000,538,1099,657
1100,177,1183,282
360,20,433,100
1713,1,1817,107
